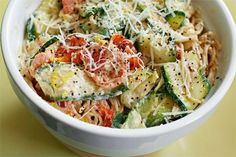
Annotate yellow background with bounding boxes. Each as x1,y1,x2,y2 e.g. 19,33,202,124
0,0,235,157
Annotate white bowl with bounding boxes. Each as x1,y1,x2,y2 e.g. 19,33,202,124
1,0,236,156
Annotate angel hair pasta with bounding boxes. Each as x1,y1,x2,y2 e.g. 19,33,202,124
19,0,220,128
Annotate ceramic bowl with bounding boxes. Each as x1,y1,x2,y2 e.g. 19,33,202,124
1,0,236,156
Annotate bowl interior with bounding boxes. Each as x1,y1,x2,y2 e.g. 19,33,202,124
1,0,236,135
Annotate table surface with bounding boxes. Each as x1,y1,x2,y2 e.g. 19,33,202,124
0,0,235,157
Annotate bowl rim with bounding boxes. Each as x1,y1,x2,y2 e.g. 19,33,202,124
1,0,236,138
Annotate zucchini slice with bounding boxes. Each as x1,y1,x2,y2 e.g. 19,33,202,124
190,72,211,100
135,92,159,119
112,109,130,128
122,92,159,129
145,94,177,127
120,69,159,109
161,63,211,111
138,33,176,64
165,11,186,30
79,24,90,33
122,92,178,128
31,37,59,60
39,37,59,52
185,51,201,71
122,110,146,129
35,63,128,101
26,17,37,41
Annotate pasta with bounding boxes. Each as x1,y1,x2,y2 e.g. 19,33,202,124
19,0,220,128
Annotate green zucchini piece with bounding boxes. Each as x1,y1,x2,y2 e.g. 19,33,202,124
39,37,59,52
161,63,211,111
138,34,152,56
79,24,90,33
145,94,177,127
122,92,177,128
122,110,146,129
190,72,211,100
99,28,110,36
120,69,159,109
35,63,128,101
112,110,130,128
154,76,167,93
30,37,59,61
26,17,37,41
112,113,125,128
122,92,157,129
185,51,201,71
165,11,186,30
152,45,176,63
135,92,159,118
138,34,176,63
80,7,105,18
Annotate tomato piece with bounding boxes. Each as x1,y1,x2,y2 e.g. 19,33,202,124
62,0,84,14
57,102,66,108
56,45,68,54
175,44,182,60
98,105,113,127
176,51,181,60
54,36,86,64
176,45,182,60
82,44,127,88
54,45,71,63
112,34,125,45
118,39,134,52
71,52,83,64
67,36,87,46
56,53,72,63
112,34,137,53
129,57,143,70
